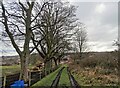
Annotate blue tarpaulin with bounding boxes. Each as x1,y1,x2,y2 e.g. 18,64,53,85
10,80,24,88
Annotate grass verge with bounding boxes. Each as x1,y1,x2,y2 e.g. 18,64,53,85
31,66,62,87
58,67,71,86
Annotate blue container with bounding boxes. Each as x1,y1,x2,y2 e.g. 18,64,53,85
10,80,24,88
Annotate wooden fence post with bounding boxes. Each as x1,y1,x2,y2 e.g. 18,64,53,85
45,68,46,76
39,71,41,80
28,71,31,86
3,74,6,88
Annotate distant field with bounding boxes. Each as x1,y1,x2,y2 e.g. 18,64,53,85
0,65,33,77
0,65,20,77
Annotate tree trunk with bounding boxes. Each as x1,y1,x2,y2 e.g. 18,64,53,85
19,53,29,82
53,58,57,67
58,58,60,65
19,5,32,81
118,46,120,79
79,52,82,59
44,60,52,75
50,59,52,71
79,44,82,59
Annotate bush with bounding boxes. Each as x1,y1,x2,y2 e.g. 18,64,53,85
78,52,118,70
79,57,98,68
98,69,113,75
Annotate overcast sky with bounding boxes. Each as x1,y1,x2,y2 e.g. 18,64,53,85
0,0,119,56
70,1,118,52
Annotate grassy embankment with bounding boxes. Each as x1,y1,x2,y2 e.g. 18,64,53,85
31,64,71,87
31,65,63,87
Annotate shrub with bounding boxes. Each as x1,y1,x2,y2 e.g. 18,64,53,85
78,52,118,70
98,69,113,75
79,57,98,68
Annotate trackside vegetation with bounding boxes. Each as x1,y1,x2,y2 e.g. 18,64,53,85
31,66,63,87
58,67,71,86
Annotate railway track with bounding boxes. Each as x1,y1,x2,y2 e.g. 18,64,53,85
50,67,65,88
67,67,81,88
51,66,80,88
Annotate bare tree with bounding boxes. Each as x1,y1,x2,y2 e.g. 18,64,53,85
113,39,120,76
74,23,88,60
0,1,47,81
31,0,77,73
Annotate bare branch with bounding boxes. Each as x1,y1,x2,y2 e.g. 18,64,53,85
1,3,22,56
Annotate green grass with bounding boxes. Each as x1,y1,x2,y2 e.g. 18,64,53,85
58,67,71,86
0,65,33,77
1,65,21,77
62,64,68,67
31,66,63,87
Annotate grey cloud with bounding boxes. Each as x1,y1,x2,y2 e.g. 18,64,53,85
98,2,118,27
72,2,118,51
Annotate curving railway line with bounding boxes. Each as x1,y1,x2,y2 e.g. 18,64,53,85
50,67,65,88
51,66,81,88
